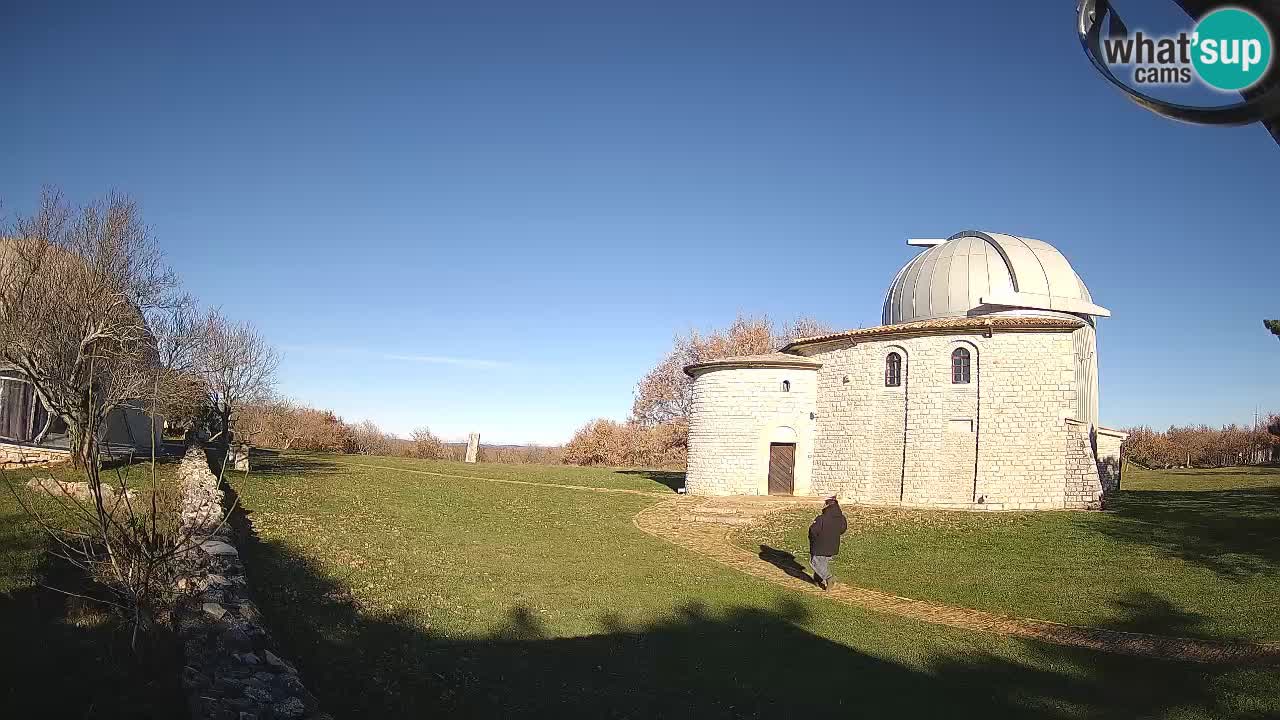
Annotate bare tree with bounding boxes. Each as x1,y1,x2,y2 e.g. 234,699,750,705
1123,419,1279,469
148,300,211,436
0,189,230,647
562,418,687,468
196,310,279,445
408,426,447,459
238,398,354,451
0,189,179,467
351,419,395,456
630,314,833,430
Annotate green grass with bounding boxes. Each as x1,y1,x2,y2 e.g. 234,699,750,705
0,459,186,718
740,464,1280,642
228,453,1280,719
322,453,684,493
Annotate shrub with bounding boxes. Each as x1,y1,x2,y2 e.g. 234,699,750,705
562,418,686,468
1123,417,1278,469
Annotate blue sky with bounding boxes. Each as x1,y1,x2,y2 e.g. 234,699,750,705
3,1,1277,444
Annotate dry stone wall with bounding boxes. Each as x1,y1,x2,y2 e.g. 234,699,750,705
173,446,329,720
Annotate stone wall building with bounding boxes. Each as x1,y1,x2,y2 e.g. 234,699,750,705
684,231,1126,510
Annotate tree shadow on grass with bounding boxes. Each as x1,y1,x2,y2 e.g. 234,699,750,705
616,469,685,493
228,498,1277,719
1097,589,1220,638
1099,486,1280,580
218,448,347,477
0,518,185,717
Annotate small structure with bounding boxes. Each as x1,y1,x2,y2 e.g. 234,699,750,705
464,433,480,463
684,231,1126,510
228,443,251,472
0,371,163,467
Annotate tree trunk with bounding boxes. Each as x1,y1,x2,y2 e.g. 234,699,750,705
220,405,233,447
68,421,97,470
31,413,55,446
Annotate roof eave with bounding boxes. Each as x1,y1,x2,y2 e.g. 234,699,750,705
683,358,823,377
782,317,1086,353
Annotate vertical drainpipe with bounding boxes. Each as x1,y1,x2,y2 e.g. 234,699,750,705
899,354,909,503
972,338,983,504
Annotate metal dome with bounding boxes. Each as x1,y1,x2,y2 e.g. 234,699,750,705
881,231,1110,326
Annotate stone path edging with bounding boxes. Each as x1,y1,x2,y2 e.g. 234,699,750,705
633,496,1280,666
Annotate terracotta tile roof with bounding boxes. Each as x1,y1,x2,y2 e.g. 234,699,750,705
684,352,822,377
781,315,1085,352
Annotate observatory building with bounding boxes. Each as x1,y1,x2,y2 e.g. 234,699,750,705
684,231,1126,510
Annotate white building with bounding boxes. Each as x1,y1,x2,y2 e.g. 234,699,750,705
684,231,1125,510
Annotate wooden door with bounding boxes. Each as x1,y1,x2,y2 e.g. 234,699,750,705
768,443,796,495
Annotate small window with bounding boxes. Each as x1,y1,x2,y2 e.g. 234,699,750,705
885,352,902,387
951,347,971,384
781,380,791,392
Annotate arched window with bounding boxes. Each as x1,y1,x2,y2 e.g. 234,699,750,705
781,380,791,392
885,353,902,387
951,347,971,384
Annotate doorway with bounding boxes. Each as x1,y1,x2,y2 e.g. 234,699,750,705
768,443,796,495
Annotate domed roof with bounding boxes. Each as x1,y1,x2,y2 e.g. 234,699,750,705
881,231,1109,326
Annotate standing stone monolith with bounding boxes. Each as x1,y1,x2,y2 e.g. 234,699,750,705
465,433,480,463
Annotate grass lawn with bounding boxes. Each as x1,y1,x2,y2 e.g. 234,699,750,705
322,453,684,493
229,453,1280,719
0,459,186,718
741,465,1280,642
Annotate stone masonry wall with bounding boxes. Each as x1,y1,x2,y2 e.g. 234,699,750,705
905,339,978,505
863,345,908,503
1096,427,1126,497
1063,421,1104,510
686,366,817,495
972,331,1078,510
0,442,70,469
173,446,329,720
804,329,1081,509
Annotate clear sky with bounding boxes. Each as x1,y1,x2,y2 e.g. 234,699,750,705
4,1,1277,444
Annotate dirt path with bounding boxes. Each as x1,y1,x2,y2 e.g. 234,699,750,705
633,495,1280,666
337,460,1278,665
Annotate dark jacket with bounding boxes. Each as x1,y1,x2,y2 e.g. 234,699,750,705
808,502,847,557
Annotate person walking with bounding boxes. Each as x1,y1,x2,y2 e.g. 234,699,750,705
808,495,847,590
